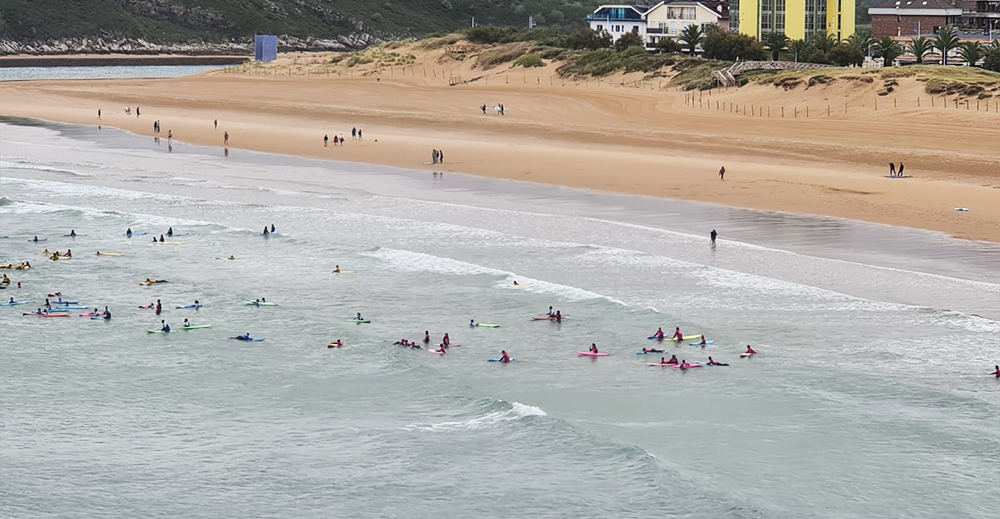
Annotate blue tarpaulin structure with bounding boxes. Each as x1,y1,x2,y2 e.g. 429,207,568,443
254,35,278,62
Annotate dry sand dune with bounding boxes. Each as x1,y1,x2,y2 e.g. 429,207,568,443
1,43,997,241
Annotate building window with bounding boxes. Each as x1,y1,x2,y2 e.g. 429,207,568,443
597,24,603,32
633,26,639,34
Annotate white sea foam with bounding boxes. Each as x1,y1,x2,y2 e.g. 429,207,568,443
0,159,91,177
364,247,627,305
401,401,546,432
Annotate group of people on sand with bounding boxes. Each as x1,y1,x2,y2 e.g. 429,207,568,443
431,149,445,164
888,162,906,177
323,127,362,147
481,103,505,115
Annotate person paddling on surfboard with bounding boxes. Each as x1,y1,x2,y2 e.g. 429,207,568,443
270,224,276,233
745,345,757,355
328,340,343,348
183,319,191,328
333,265,341,273
356,312,364,321
589,343,599,354
653,327,665,340
679,360,690,370
707,357,728,366
231,333,252,341
69,230,76,237
167,227,173,237
470,319,476,328
666,355,679,365
993,365,999,378
499,350,511,364
672,327,683,342
643,347,664,354
160,320,170,333
698,336,707,347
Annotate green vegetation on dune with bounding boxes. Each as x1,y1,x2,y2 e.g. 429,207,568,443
0,0,600,43
745,65,1000,97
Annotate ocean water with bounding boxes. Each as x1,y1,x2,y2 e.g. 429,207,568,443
0,65,222,82
1,119,998,518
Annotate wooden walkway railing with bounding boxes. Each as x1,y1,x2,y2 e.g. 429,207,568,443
713,61,832,87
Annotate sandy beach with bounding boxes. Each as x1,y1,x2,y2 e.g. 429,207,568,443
1,46,998,241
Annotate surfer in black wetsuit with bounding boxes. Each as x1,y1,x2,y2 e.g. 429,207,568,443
711,229,717,247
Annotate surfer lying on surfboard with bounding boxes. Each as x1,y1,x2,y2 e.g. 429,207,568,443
642,348,664,354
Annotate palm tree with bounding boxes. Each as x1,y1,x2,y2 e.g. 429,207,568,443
933,26,960,65
958,41,984,66
848,31,873,53
908,37,932,64
679,24,703,56
810,33,838,54
875,37,902,66
787,39,811,63
762,32,789,61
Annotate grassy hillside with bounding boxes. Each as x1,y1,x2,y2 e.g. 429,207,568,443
0,0,600,43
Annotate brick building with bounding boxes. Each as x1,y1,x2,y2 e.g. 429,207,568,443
869,0,962,37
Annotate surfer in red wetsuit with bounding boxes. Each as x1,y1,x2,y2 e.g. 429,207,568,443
654,327,664,340
424,331,430,343
555,310,562,323
698,336,707,347
589,343,598,354
666,355,679,365
442,333,450,346
500,351,511,363
672,327,683,342
993,365,999,378
707,357,728,366
745,345,757,355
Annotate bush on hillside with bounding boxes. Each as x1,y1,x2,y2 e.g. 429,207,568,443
828,43,864,66
476,42,532,69
557,46,674,77
702,32,766,61
564,28,612,50
514,54,545,67
654,37,682,54
984,44,1000,72
614,31,645,52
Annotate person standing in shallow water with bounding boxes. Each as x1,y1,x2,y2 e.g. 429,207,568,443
889,162,896,177
898,162,905,177
224,131,229,145
710,229,717,247
324,134,329,147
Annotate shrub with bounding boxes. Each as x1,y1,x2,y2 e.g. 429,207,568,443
702,32,766,61
565,28,612,50
654,37,682,54
466,26,518,44
828,43,863,66
514,54,544,67
614,31,645,52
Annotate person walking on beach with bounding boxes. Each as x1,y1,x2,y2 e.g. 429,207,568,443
898,162,905,177
719,166,725,180
481,104,487,115
214,119,218,129
438,150,444,164
97,109,101,119
167,130,172,140
224,132,229,146
358,129,363,141
710,229,717,247
324,134,329,147
889,162,896,177
352,127,357,140
136,106,140,118
339,133,345,145
431,149,439,164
